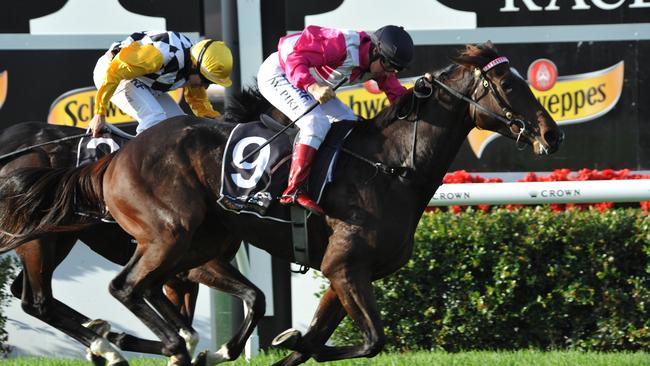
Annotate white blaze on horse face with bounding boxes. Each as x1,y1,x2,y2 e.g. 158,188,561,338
231,137,271,189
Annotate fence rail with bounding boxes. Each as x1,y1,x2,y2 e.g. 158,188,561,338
429,179,650,206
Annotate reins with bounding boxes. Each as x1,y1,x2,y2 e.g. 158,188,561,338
0,132,91,162
340,56,542,182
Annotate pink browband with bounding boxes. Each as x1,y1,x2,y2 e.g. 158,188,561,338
482,56,509,72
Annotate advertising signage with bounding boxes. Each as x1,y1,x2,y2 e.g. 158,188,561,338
277,1,650,172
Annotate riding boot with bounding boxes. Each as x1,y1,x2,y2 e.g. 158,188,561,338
280,144,324,215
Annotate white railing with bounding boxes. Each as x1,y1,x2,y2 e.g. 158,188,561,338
429,179,650,206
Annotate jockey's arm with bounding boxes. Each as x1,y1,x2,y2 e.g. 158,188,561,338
94,43,163,116
377,74,408,104
183,86,220,118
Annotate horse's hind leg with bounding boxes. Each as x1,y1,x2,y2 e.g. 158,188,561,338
108,236,197,366
271,286,346,366
11,237,127,366
107,276,200,358
187,257,266,365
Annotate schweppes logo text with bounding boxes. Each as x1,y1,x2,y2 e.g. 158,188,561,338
0,71,7,110
48,87,183,127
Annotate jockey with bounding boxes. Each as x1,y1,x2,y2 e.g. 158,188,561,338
257,25,414,215
89,31,233,137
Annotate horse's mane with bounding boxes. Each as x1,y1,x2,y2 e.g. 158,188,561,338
451,42,500,71
363,42,500,130
223,85,273,124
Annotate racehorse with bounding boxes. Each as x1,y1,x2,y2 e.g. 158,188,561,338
0,122,204,365
0,43,562,366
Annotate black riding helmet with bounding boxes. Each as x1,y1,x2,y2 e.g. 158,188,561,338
370,25,414,71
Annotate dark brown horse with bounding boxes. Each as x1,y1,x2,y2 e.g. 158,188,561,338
0,122,202,365
0,43,562,366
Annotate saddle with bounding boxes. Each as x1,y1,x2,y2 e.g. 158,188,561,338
217,114,355,222
75,125,133,222
218,115,355,268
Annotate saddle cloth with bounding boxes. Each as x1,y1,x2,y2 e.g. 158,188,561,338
218,119,355,222
75,129,131,221
76,132,130,166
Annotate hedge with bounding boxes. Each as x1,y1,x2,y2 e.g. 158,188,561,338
328,207,650,351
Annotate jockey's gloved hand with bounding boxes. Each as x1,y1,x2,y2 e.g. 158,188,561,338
414,75,433,99
307,83,335,104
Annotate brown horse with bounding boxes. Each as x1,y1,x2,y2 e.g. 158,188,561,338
0,43,562,365
0,122,202,365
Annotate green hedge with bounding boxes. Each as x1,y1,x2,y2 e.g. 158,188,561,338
328,207,650,351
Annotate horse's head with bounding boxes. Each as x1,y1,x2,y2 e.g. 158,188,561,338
451,42,563,155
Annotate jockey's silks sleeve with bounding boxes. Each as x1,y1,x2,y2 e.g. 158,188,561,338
94,43,163,116
184,86,220,118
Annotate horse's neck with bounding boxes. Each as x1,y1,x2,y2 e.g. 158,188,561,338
384,70,475,192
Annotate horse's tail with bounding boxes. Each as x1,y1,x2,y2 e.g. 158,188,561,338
0,154,115,253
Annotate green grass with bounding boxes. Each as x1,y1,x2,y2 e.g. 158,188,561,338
3,350,650,366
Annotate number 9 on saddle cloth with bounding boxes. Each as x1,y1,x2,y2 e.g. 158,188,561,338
218,115,355,222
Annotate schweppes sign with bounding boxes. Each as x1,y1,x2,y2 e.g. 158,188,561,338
0,70,7,110
47,86,183,128
338,62,624,158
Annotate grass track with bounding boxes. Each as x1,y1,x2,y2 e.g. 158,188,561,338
3,351,650,366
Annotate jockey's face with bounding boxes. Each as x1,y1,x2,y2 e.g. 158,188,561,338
187,73,210,88
370,58,397,79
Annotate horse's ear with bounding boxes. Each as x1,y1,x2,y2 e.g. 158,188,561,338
484,40,498,53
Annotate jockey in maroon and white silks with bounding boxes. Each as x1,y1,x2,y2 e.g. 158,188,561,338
257,25,414,215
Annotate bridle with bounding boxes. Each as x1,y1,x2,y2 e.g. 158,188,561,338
341,55,554,184
431,56,540,150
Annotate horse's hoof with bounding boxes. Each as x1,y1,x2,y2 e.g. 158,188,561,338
89,353,107,366
191,348,229,366
108,361,129,366
191,351,207,366
272,328,302,350
84,319,111,337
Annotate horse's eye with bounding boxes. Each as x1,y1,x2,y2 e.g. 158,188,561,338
501,81,513,93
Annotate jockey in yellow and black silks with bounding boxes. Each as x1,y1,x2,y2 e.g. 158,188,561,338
90,31,233,137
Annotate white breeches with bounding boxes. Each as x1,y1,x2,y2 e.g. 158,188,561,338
257,52,356,149
93,54,185,135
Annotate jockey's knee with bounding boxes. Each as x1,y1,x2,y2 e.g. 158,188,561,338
296,113,330,149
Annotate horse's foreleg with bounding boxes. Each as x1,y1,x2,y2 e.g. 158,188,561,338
187,258,265,366
271,286,346,366
310,267,386,362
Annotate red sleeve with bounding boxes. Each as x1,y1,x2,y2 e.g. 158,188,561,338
377,74,408,103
